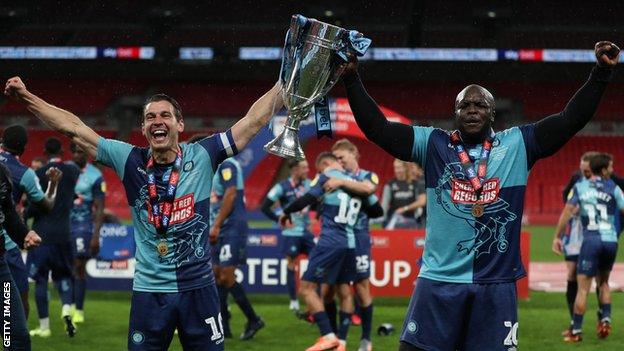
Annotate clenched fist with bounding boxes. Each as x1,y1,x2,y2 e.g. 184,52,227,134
4,76,29,101
595,41,620,67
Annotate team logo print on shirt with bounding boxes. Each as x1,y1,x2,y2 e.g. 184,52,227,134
101,181,107,193
450,178,500,204
371,173,379,185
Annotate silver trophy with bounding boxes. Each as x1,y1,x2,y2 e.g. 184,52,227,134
264,15,368,160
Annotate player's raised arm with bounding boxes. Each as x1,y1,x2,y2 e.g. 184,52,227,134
230,81,283,151
532,41,619,157
4,77,100,158
342,58,415,161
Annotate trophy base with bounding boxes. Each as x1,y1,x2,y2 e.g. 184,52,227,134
264,126,306,160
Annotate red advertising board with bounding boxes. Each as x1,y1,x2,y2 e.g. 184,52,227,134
365,229,530,299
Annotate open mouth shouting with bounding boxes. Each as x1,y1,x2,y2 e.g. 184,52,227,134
151,128,169,143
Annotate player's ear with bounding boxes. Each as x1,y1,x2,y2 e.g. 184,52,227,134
177,118,185,133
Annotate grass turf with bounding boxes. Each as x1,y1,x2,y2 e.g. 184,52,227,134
27,290,624,350
26,225,624,350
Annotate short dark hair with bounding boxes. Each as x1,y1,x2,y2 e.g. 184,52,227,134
589,153,613,175
44,137,62,156
315,152,337,168
2,124,28,155
142,93,183,122
287,159,305,169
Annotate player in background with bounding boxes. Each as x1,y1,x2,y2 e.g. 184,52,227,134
30,156,47,171
280,152,383,351
341,41,619,350
27,138,81,338
5,75,282,350
261,158,314,312
382,159,426,229
0,125,61,320
67,141,106,324
323,139,379,351
210,156,265,340
552,151,597,335
557,153,624,342
0,162,43,351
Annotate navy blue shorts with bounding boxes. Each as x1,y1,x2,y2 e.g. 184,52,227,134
71,229,93,259
128,284,224,351
6,248,28,295
26,242,73,282
577,236,618,276
212,236,247,267
281,231,315,258
400,277,518,351
355,235,371,281
302,246,356,285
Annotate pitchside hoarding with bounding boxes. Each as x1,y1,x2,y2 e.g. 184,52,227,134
85,225,530,299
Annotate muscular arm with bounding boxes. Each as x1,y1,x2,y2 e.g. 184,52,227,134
260,197,280,222
343,73,414,160
533,66,614,157
362,201,384,218
5,77,100,158
231,82,283,151
212,186,237,230
334,178,376,197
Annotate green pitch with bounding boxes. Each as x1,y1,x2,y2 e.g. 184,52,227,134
27,291,624,350
26,225,624,350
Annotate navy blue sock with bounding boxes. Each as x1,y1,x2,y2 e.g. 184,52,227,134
286,268,297,301
324,300,338,333
572,313,584,332
35,281,49,319
230,282,259,323
600,304,611,320
337,311,352,340
566,281,577,318
74,278,86,310
313,311,333,336
217,284,231,334
55,278,73,305
360,303,373,340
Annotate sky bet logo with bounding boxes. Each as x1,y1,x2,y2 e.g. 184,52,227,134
247,235,278,247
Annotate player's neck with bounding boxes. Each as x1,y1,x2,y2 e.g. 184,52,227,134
152,147,179,164
460,127,493,145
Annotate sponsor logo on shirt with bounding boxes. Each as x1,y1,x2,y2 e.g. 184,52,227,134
147,193,195,225
450,178,500,204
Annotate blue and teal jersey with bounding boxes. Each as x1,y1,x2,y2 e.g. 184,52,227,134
70,162,106,234
350,169,380,237
0,150,46,250
267,178,311,237
411,125,544,283
568,177,624,243
210,157,246,234
96,130,237,293
308,168,376,249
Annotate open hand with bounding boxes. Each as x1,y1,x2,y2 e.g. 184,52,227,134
279,214,293,229
551,237,563,255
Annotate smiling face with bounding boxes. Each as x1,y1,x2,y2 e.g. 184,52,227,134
292,160,309,182
454,85,495,143
141,100,185,153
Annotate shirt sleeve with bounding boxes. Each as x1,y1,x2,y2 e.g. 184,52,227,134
567,185,579,206
307,174,327,198
96,138,134,180
267,183,283,202
197,129,238,172
411,126,434,166
92,176,106,200
20,168,45,202
518,124,543,170
218,161,238,189
614,186,624,210
364,171,380,191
